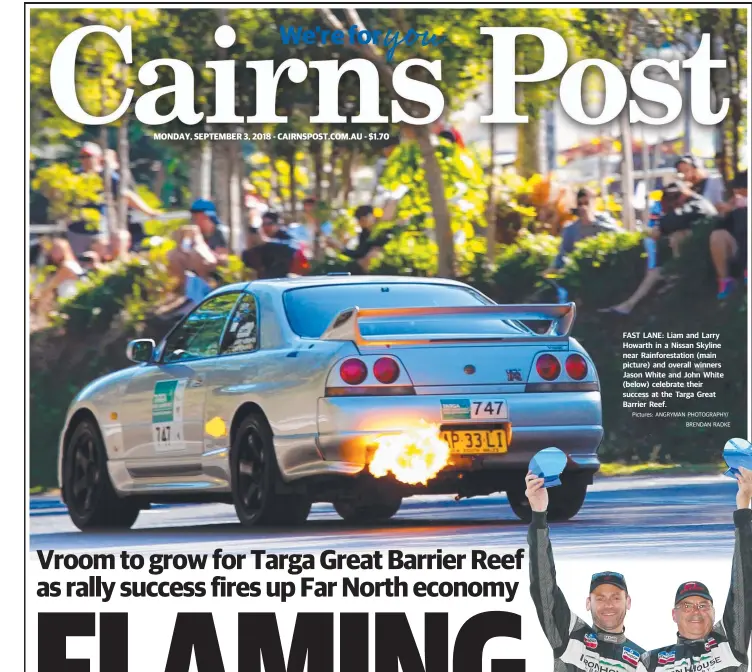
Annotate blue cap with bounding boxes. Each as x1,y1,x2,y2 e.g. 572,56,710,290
190,199,217,215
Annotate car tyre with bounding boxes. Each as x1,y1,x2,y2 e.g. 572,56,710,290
62,419,140,531
334,496,402,524
231,414,311,527
507,477,588,523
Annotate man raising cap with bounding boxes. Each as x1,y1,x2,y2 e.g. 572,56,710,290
637,467,752,672
525,472,646,670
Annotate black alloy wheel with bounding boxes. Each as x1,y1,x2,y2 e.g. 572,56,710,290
231,414,311,527
63,420,140,530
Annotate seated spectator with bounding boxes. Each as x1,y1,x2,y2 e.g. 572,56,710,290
542,187,621,274
710,170,747,299
601,181,718,315
675,154,726,210
31,237,87,316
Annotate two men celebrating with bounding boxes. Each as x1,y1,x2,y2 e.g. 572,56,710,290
525,467,752,671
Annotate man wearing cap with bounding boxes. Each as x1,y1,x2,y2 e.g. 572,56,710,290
675,155,726,210
525,472,646,671
638,467,752,672
167,199,229,300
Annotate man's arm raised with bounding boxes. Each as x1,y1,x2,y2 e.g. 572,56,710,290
526,472,576,657
720,466,752,664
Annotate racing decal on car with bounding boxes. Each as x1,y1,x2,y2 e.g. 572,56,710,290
622,647,640,666
583,633,598,650
440,399,471,420
506,369,522,381
658,651,675,665
152,379,187,452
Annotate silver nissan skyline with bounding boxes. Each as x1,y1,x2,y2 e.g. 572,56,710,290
58,275,603,530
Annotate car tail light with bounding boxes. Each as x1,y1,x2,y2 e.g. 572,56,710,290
373,357,400,384
536,354,561,381
340,358,368,385
566,354,588,380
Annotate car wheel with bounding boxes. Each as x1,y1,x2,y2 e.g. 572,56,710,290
231,414,311,527
62,420,140,531
507,477,588,523
334,496,402,524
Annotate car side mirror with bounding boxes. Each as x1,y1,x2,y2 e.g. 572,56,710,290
126,339,155,363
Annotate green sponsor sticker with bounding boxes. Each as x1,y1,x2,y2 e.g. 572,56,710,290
440,399,471,420
152,380,178,423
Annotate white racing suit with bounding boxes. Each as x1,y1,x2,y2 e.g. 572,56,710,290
528,510,646,671
638,508,752,672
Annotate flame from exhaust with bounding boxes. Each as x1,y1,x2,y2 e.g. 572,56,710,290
369,422,451,485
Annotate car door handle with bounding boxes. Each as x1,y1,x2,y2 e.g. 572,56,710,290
189,375,205,388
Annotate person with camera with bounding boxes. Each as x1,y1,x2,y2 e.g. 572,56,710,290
542,187,621,275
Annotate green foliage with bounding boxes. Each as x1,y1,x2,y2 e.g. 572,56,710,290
31,163,103,226
558,230,645,308
489,230,560,303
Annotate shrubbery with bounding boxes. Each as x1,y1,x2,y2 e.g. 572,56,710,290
29,221,747,487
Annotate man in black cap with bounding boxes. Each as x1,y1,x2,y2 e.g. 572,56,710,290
638,467,752,672
675,155,726,210
525,472,645,671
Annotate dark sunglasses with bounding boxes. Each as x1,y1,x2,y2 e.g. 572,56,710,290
592,571,624,581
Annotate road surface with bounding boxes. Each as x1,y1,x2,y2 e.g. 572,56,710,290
30,475,738,558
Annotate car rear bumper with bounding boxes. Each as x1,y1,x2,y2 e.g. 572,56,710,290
282,391,603,480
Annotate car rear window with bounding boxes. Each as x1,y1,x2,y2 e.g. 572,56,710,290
283,283,494,338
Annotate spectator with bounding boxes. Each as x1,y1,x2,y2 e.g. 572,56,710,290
542,187,621,274
166,199,229,308
259,210,292,243
31,237,87,316
601,181,718,315
68,143,159,256
675,154,726,210
710,170,748,299
242,225,309,279
327,204,389,274
105,149,160,251
67,143,112,257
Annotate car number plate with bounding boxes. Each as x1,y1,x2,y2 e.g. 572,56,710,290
440,429,508,454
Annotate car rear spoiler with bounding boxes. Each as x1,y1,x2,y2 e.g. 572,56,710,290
319,303,576,345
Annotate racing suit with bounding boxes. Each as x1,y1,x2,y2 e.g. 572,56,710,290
529,511,646,671
638,508,752,672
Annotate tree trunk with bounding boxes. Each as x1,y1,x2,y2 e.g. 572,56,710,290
485,71,498,259
289,150,297,216
227,137,243,253
414,125,454,278
213,142,232,232
516,121,542,178
618,10,637,231
728,10,741,176
340,149,357,207
117,115,131,235
189,148,203,201
327,147,340,205
313,141,323,200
